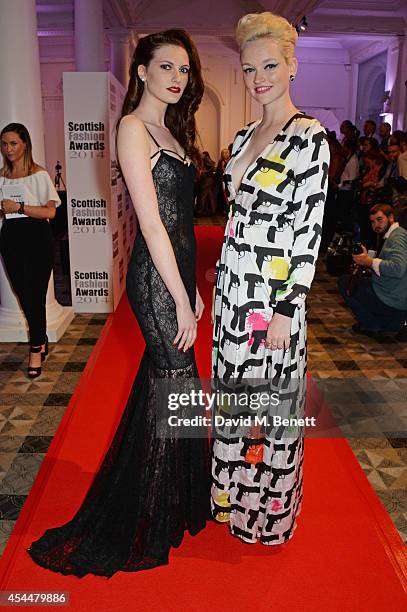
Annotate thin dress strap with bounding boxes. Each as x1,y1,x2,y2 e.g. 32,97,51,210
144,127,161,160
161,148,187,162
145,125,187,163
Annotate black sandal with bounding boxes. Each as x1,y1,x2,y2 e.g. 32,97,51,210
41,336,49,363
28,345,42,379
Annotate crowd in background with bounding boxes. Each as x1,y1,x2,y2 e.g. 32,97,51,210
196,120,407,337
195,119,407,243
323,119,407,337
321,119,407,253
194,147,231,217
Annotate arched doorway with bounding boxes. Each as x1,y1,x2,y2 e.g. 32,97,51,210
369,73,386,125
356,51,387,130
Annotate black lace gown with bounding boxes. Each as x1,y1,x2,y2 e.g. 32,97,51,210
27,146,210,578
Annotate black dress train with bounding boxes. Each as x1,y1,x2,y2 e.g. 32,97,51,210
27,137,210,578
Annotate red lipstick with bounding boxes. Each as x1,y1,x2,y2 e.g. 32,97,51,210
254,86,273,94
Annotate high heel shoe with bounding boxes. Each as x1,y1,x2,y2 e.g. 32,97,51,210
41,336,49,363
28,345,42,379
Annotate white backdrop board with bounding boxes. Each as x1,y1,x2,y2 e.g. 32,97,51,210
63,72,136,312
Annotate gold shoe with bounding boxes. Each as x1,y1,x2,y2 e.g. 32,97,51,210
215,511,230,523
213,492,231,523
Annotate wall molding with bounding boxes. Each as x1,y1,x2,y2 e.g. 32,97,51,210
350,36,399,63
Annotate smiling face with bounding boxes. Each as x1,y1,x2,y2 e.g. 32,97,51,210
138,43,190,105
240,37,297,108
1,131,26,165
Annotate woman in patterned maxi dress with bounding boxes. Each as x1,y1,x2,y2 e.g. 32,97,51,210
211,12,330,545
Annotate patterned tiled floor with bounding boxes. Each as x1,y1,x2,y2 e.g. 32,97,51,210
0,314,107,555
0,246,405,556
307,265,407,543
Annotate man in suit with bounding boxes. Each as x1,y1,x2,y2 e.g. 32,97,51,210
378,122,391,155
338,203,407,336
363,119,376,139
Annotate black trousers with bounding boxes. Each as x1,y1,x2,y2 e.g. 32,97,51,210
338,274,407,332
0,218,53,345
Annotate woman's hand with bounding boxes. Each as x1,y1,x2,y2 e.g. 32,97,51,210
173,300,197,352
266,312,291,351
1,199,19,214
195,287,204,321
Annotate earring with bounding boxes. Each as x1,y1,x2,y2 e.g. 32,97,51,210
290,75,295,81
140,76,145,82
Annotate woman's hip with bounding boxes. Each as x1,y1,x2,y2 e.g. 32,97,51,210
0,218,53,250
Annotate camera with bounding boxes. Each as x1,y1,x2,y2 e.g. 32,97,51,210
352,242,364,255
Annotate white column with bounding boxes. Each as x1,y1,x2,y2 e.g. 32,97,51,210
74,0,106,72
0,0,74,342
383,36,401,130
108,29,133,87
393,32,407,131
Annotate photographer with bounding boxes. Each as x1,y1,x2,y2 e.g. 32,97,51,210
338,204,407,334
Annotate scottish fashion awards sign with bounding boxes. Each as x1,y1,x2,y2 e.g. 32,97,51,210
63,72,136,313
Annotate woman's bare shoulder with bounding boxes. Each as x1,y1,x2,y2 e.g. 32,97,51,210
117,115,151,163
119,114,147,135
31,164,47,174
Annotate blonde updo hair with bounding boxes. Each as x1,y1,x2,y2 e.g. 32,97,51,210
236,12,298,62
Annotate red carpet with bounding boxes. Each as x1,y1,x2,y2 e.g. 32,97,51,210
0,226,405,611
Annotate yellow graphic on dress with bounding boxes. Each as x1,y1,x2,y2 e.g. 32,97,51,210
214,492,231,523
263,257,289,283
253,154,286,188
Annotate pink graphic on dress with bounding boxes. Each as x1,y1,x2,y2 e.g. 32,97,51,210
228,222,235,237
271,499,283,512
246,311,269,348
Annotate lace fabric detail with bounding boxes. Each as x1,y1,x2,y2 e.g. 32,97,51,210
127,154,196,371
27,155,210,577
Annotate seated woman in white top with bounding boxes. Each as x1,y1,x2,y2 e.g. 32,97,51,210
0,122,61,378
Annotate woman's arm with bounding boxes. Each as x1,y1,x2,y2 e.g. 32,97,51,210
274,122,330,315
266,122,330,350
328,152,343,187
117,114,196,351
1,199,56,219
1,169,60,219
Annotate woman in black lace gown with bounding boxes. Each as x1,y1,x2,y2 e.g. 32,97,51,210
27,30,210,578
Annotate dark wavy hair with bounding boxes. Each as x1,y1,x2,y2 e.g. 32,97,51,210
0,123,35,177
119,29,204,167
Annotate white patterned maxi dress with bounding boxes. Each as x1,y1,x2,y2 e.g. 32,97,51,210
211,113,330,544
